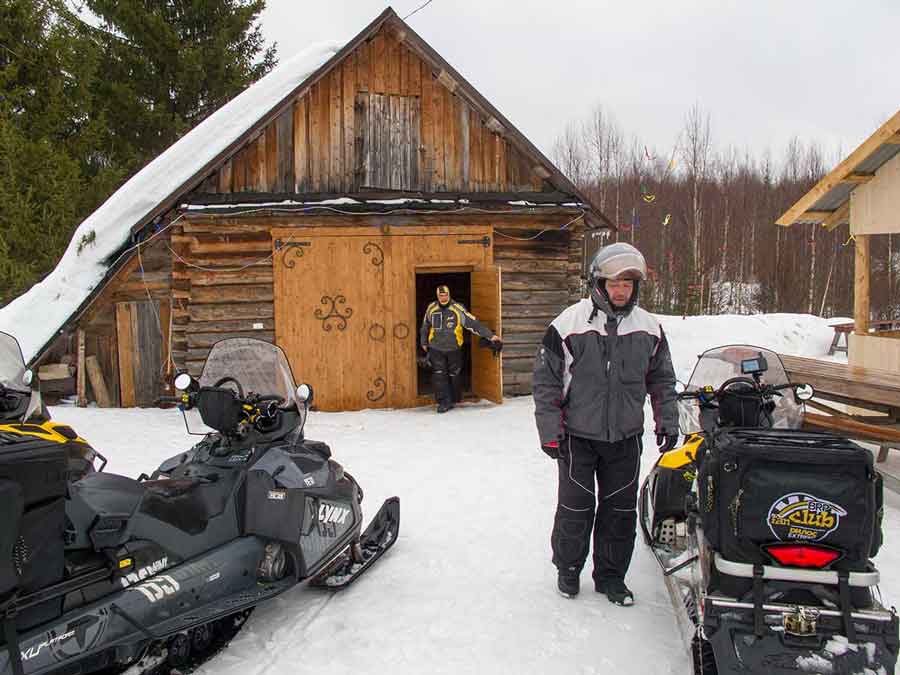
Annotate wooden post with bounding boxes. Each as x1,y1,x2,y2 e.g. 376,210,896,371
76,329,87,407
85,355,111,408
854,234,870,335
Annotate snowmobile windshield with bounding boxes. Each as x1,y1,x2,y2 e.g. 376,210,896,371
0,332,30,392
199,338,300,411
678,345,803,434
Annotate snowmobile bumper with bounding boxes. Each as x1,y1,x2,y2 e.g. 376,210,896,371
703,594,899,674
714,554,881,588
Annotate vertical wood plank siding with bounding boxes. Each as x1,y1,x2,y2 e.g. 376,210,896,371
201,26,541,196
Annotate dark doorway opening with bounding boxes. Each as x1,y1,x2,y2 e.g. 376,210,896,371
415,271,472,398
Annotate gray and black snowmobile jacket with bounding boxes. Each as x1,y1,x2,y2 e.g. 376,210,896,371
420,301,494,352
532,296,678,445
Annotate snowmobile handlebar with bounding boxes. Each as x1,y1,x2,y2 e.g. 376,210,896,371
677,380,806,404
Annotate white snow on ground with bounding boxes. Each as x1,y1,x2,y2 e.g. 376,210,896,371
45,313,900,674
0,41,343,363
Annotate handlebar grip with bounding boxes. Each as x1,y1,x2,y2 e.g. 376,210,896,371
156,395,186,405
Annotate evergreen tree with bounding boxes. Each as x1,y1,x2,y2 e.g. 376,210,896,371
0,0,121,304
0,0,277,307
85,0,277,172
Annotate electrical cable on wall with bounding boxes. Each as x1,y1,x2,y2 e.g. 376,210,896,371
493,211,585,241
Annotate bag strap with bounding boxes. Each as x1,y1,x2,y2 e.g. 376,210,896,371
837,571,857,643
3,599,23,675
752,564,764,638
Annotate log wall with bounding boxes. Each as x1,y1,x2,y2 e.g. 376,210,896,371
169,214,583,397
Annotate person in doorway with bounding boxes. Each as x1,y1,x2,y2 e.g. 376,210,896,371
420,285,501,413
532,242,678,605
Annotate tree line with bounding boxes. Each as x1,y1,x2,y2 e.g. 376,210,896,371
555,105,898,320
0,0,276,305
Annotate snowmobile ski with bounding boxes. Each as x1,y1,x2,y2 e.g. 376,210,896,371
312,497,400,590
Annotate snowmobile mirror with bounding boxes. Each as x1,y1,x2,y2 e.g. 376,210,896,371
795,384,814,401
22,369,33,386
674,381,686,394
296,383,313,405
174,373,195,392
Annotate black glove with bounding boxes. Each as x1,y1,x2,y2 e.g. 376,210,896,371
541,440,561,459
657,433,679,453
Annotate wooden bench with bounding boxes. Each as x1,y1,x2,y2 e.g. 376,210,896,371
779,354,900,463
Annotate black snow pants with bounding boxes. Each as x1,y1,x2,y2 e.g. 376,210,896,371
551,434,641,585
430,348,463,406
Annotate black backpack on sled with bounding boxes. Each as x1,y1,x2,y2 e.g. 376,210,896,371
696,428,884,574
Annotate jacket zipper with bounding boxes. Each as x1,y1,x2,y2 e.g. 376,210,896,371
604,318,616,441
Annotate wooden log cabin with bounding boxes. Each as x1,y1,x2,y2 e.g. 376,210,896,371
29,8,612,411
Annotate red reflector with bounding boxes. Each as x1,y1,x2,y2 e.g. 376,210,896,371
763,543,841,569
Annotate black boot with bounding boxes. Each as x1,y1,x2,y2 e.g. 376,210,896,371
557,569,580,598
596,578,634,606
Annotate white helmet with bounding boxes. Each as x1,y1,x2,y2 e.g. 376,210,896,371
588,243,647,283
588,243,646,314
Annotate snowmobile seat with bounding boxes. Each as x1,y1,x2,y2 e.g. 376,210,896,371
137,476,234,536
299,439,331,459
68,473,147,549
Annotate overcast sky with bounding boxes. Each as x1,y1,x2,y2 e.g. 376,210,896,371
259,1,899,170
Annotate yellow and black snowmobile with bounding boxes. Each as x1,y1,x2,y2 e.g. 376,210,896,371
0,332,103,481
640,345,897,675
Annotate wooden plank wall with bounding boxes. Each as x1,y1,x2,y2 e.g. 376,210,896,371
73,235,172,405
197,26,544,197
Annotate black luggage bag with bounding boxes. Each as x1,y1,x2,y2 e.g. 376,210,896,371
0,438,68,632
697,429,882,572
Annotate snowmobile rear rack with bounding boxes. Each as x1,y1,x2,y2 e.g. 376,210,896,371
714,553,880,587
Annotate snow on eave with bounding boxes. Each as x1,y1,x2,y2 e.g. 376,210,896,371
0,40,345,364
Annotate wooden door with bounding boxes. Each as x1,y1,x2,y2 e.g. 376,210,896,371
116,301,162,407
385,226,494,407
470,266,503,404
273,231,390,411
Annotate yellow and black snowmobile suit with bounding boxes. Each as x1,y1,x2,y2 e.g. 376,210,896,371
419,301,493,352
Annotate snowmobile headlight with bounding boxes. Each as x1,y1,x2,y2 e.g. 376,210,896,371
174,372,196,392
296,383,314,405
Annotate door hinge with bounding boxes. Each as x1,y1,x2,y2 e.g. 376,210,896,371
274,239,311,249
457,236,491,247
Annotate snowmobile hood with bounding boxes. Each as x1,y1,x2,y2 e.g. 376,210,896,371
0,420,89,445
657,435,703,470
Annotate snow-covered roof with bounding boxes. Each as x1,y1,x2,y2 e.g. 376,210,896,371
0,41,344,363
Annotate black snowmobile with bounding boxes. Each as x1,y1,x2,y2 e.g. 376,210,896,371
640,345,897,674
0,335,400,675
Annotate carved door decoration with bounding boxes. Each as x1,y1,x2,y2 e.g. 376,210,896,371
273,225,497,411
273,230,388,411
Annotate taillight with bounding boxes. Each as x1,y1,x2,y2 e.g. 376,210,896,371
763,543,841,569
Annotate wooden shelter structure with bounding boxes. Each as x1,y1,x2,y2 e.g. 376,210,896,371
777,110,900,371
777,111,900,458
32,8,611,411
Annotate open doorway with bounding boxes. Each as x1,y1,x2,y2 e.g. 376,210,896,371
415,271,472,398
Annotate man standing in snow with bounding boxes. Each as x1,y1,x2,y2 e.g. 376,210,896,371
532,243,678,605
420,285,501,413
